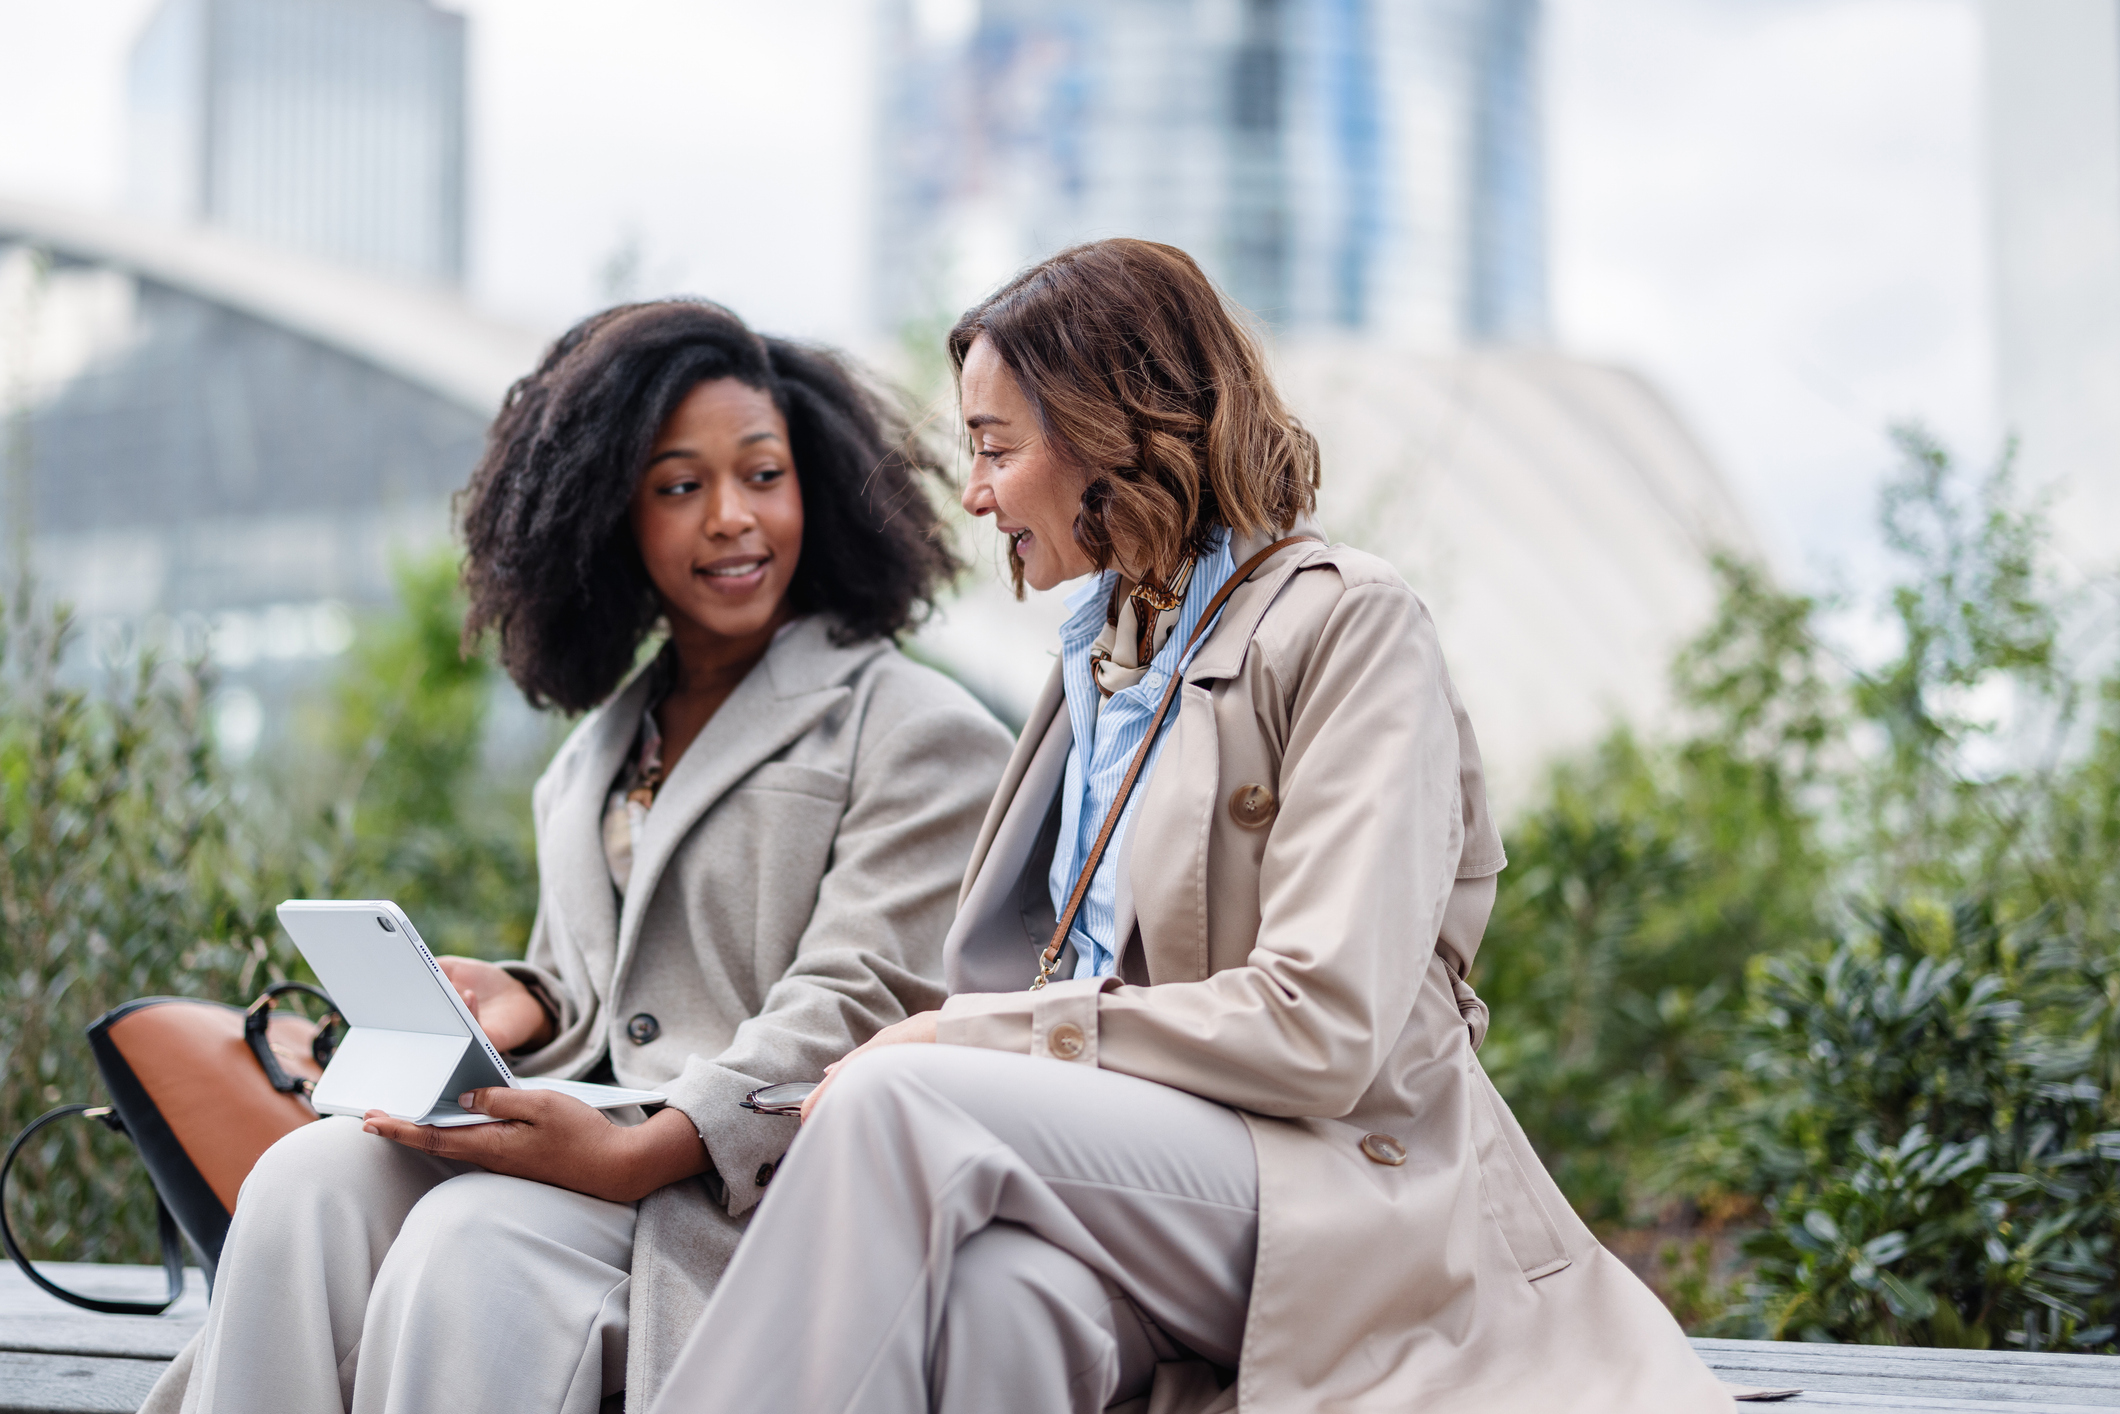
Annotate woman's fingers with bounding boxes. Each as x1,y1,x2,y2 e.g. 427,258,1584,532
798,1012,944,1122
798,1069,837,1123
462,1086,560,1122
361,1110,460,1156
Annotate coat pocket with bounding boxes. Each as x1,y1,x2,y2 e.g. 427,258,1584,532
1468,1067,1574,1281
739,761,850,803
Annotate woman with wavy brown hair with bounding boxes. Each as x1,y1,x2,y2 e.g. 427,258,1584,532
650,242,1734,1413
142,300,1012,1414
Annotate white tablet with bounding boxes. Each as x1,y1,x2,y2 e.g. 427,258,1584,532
277,899,665,1126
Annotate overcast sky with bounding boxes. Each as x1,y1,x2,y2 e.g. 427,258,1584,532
0,0,1992,589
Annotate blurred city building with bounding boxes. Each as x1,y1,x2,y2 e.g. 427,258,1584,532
4,0,1763,790
126,0,467,286
0,0,487,755
0,198,539,754
885,0,1764,796
874,0,1547,344
1981,0,2120,583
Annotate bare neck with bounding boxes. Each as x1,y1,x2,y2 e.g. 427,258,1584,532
654,607,794,772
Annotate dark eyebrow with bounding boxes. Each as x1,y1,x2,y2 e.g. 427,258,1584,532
646,430,783,466
965,414,1009,430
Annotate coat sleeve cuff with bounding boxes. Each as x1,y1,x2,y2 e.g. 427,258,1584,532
938,977,1114,1064
657,1058,796,1218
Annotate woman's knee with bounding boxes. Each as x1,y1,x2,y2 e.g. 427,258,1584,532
392,1173,526,1259
236,1116,401,1207
937,1226,1146,1407
395,1171,633,1273
947,1224,1110,1321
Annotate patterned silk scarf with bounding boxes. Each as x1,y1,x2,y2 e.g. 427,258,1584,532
1088,555,1198,701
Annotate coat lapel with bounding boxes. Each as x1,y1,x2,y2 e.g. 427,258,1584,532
540,667,656,1012
1111,517,1323,980
941,665,1073,994
613,618,887,985
955,666,1064,907
1182,513,1327,685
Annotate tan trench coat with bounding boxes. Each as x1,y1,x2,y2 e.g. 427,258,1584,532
936,524,1733,1413
507,616,1012,1410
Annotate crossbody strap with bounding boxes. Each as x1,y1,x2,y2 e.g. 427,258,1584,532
1031,534,1319,989
0,1103,187,1315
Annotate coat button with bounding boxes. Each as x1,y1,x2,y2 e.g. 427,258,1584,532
1228,783,1277,830
1047,1022,1086,1061
1360,1132,1407,1166
755,1162,775,1187
626,1013,660,1045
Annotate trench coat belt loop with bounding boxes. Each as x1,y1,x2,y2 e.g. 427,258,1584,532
1030,534,1322,990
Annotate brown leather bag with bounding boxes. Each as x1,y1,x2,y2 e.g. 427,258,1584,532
0,983,340,1314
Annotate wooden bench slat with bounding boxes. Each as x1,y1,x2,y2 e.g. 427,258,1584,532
0,1315,195,1363
0,1265,202,1411
0,1268,206,1327
0,1351,169,1414
1693,1338,2120,1407
1772,1392,2120,1414
4,1265,2117,1413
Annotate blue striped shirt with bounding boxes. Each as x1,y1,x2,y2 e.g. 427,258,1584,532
1050,528,1236,979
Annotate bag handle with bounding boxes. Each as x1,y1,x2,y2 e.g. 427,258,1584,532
1031,534,1318,989
244,981,342,1094
0,1103,187,1316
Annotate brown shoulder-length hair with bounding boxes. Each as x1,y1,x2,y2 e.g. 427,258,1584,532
947,238,1319,592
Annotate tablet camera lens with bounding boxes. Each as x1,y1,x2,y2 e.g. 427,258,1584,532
376,915,396,932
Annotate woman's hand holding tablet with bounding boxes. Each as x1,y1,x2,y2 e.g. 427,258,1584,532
360,1088,713,1204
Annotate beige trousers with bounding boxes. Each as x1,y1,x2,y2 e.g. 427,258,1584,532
650,1044,1258,1414
139,1116,636,1414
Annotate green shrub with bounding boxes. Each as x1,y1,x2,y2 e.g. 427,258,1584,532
0,554,548,1265
0,595,300,1264
1479,559,1833,1224
1700,904,2119,1349
1484,426,2120,1350
300,553,545,960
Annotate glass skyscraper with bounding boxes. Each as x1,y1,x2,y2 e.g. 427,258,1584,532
126,0,467,286
874,0,1547,345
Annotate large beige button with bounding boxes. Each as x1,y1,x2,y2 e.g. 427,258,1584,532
1228,783,1277,830
1047,1022,1087,1060
1360,1132,1407,1166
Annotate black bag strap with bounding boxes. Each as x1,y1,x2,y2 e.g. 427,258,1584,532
0,1103,187,1316
244,981,342,1094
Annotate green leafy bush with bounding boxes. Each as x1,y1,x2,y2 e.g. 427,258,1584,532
1700,904,2120,1348
0,553,547,1265
300,553,546,960
0,596,301,1263
1478,560,1833,1224
1483,428,2120,1350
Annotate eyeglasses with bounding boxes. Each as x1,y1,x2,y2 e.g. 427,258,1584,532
739,1081,816,1116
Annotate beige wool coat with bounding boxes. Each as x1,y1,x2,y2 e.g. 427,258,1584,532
506,616,1012,1411
937,525,1734,1413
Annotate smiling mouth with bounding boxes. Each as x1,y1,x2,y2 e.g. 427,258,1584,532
1006,528,1031,555
700,557,769,578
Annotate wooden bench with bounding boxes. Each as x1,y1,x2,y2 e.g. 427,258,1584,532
0,1264,205,1414
3,1264,2116,1412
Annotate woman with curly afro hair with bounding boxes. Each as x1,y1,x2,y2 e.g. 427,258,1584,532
143,301,1014,1414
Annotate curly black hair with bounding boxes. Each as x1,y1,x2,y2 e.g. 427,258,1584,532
458,300,960,713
